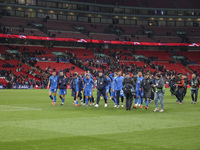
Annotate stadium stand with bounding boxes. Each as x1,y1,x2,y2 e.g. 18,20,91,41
51,47,95,59
188,65,200,74
152,62,192,75
1,16,200,43
74,0,200,8
177,51,200,62
0,59,41,81
176,0,200,9
135,50,173,61
11,45,55,58
49,31,88,39
0,45,9,54
36,61,85,76
0,0,199,89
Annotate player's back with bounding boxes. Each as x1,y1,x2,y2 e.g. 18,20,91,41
114,76,123,90
136,76,144,90
85,78,93,89
107,77,111,87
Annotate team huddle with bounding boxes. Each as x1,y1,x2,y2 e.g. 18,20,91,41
47,70,199,112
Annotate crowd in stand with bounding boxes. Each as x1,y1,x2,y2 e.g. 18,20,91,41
0,44,196,89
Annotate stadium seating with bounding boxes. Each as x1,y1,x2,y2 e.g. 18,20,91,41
11,45,55,58
6,27,47,37
135,50,173,61
36,61,85,76
176,0,200,9
72,22,108,33
0,45,9,54
90,33,123,41
103,49,134,60
75,0,199,8
74,0,140,7
153,62,192,75
0,17,33,28
0,77,7,86
188,65,200,74
144,0,175,8
51,47,95,59
176,51,200,62
1,16,200,43
49,30,88,39
42,20,74,31
0,59,41,81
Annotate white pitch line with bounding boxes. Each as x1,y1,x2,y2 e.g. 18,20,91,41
0,105,42,111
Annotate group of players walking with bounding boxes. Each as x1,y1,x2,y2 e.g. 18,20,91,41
47,69,199,112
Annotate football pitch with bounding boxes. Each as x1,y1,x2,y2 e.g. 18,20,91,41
0,89,200,150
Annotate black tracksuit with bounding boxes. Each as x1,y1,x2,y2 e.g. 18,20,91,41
140,77,153,99
122,77,136,110
96,75,108,104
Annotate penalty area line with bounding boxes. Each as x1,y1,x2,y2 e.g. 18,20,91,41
0,105,42,111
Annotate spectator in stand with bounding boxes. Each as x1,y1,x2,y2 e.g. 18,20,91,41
36,80,41,87
48,66,51,73
32,79,35,88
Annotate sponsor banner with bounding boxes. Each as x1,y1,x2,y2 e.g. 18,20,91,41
13,84,29,89
67,85,70,89
0,34,199,47
0,85,5,89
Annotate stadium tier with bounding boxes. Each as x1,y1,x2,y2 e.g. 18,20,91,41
6,28,48,37
51,47,95,59
143,0,175,8
1,1,200,150
177,51,200,62
152,62,192,75
73,0,200,8
0,59,41,81
1,44,197,80
1,16,200,43
176,0,200,9
188,65,200,74
0,45,9,54
135,50,173,61
36,61,85,76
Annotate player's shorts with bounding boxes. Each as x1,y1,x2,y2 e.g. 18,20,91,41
111,91,116,97
120,90,124,97
106,88,109,93
144,91,151,99
136,90,143,97
75,87,79,93
50,88,57,93
84,90,92,96
59,89,67,95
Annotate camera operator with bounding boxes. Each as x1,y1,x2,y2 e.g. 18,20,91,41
169,75,176,96
190,74,199,104
175,74,185,104
183,74,189,97
122,73,136,110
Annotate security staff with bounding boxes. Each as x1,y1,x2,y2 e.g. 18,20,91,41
95,71,108,107
175,74,185,104
190,74,199,104
139,73,153,109
152,73,165,112
122,73,136,110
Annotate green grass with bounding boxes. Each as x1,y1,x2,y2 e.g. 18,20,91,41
0,89,200,150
